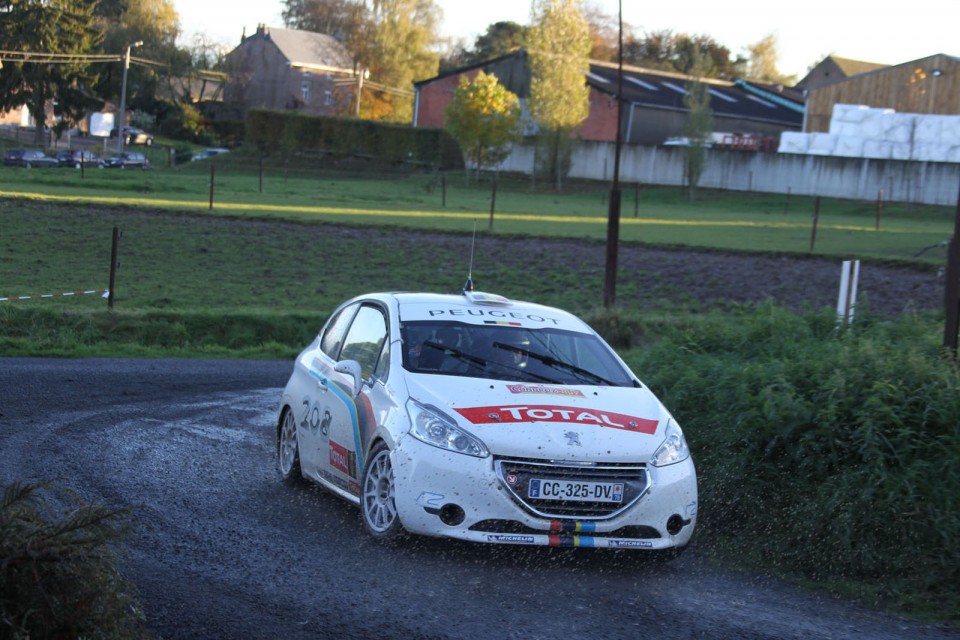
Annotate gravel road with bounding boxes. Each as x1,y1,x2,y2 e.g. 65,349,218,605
2,357,957,640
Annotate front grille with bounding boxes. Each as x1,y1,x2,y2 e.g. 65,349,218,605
470,520,661,539
495,457,650,520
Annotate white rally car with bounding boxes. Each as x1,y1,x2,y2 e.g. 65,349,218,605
277,289,697,550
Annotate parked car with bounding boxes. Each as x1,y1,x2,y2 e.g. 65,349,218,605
3,149,59,168
109,126,153,146
103,152,150,169
276,288,698,550
56,149,104,169
190,147,229,161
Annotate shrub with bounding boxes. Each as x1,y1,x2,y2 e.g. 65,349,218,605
625,304,960,617
0,481,149,638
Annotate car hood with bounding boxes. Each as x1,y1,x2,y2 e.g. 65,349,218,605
403,375,670,462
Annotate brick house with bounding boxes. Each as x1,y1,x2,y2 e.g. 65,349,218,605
224,24,359,117
413,49,804,147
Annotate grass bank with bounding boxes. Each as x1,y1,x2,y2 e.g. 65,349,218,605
623,305,959,621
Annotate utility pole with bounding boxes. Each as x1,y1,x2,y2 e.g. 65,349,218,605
117,41,142,153
355,66,367,118
943,176,960,357
602,0,624,308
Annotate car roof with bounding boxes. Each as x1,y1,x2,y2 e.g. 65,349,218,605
377,291,594,334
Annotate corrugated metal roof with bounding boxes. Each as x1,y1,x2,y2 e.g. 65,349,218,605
588,63,804,126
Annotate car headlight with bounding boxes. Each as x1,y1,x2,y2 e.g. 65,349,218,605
407,399,489,458
650,418,690,467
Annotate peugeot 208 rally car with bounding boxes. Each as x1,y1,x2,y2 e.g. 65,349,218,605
276,290,697,550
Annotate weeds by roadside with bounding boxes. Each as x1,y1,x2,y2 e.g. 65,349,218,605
0,481,150,639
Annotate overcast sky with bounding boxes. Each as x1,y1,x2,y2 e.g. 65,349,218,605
172,0,959,80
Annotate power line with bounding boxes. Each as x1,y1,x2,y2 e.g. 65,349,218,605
0,50,121,63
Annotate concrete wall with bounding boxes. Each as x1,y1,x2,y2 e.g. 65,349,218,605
500,141,960,206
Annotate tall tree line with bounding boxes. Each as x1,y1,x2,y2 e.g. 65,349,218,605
0,0,192,142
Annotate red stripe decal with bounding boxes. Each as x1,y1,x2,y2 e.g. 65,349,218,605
454,404,658,434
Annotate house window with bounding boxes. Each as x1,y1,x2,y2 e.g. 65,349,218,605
324,90,333,106
301,80,311,104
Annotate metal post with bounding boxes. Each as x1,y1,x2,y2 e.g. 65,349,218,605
209,165,215,210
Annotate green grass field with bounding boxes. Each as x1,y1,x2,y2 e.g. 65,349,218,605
2,149,955,266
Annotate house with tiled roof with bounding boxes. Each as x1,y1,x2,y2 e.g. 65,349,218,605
224,24,360,117
413,49,804,148
796,55,888,90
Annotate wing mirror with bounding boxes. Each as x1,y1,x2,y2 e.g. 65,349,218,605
334,360,363,397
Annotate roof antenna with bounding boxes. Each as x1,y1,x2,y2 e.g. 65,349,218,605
463,220,476,293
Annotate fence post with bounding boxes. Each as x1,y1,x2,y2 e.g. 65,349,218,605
634,182,640,217
943,177,960,358
108,226,120,309
488,177,497,230
810,196,821,252
209,165,215,210
876,188,883,230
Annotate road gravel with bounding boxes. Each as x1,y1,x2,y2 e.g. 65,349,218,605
2,357,958,639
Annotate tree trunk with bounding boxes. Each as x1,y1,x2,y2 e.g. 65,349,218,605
31,93,47,146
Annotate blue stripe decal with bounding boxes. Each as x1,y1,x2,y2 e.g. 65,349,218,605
308,368,365,473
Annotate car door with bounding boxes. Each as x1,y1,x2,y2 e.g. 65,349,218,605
323,303,390,496
295,302,358,486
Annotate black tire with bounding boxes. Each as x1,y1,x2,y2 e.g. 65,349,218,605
360,441,405,542
277,407,303,484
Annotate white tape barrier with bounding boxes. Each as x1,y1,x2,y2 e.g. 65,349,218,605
836,260,860,327
0,289,110,302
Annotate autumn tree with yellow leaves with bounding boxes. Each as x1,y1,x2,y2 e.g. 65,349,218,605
445,70,523,179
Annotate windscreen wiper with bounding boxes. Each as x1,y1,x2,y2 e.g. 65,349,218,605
421,341,487,370
492,341,616,386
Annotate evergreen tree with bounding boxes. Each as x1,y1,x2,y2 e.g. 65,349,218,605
0,0,102,143
527,0,591,190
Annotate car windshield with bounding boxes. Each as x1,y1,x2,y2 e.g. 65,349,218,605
401,320,635,387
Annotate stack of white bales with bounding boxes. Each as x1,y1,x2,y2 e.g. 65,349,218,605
779,104,960,162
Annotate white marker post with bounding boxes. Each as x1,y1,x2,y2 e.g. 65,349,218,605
837,260,861,328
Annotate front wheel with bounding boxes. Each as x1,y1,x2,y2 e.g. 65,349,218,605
361,442,405,542
277,407,302,484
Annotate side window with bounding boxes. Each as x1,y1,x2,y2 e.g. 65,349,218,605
320,303,358,360
339,305,388,380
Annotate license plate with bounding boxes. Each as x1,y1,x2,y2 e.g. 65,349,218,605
528,478,624,503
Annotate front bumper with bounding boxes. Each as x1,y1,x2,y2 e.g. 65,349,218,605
391,436,697,549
